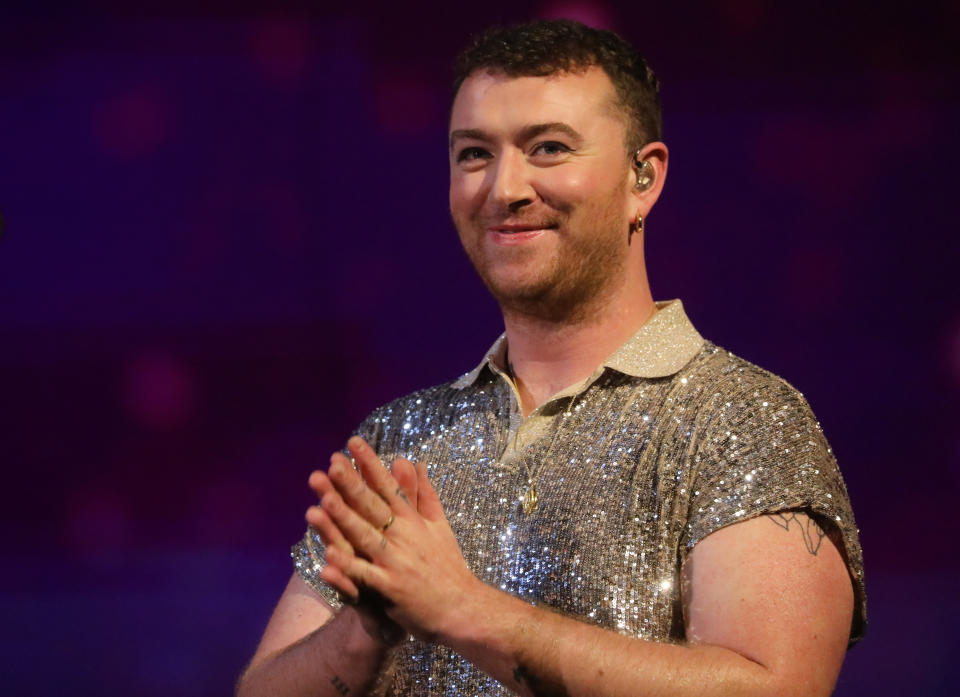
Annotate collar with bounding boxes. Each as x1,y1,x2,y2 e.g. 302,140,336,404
452,299,704,389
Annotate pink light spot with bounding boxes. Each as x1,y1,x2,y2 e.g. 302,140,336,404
780,241,847,315
718,0,768,34
123,351,197,430
538,0,616,30
373,77,441,134
194,478,261,544
257,183,306,250
946,315,960,389
952,438,960,489
249,18,314,88
749,116,872,209
751,100,942,212
65,487,132,553
94,86,171,158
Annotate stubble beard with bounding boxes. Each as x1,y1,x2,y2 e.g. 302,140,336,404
458,202,627,326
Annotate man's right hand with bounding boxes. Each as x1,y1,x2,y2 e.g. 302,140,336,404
306,443,422,600
234,446,422,697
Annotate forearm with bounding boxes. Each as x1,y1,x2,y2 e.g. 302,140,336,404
237,605,395,697
444,582,773,697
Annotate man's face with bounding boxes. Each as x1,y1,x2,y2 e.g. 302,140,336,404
449,67,637,322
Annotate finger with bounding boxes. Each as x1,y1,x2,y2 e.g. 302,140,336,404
347,436,407,512
305,505,354,556
415,460,445,521
307,470,362,552
321,488,392,561
319,564,360,601
391,458,418,509
326,545,389,594
328,451,395,530
308,468,336,498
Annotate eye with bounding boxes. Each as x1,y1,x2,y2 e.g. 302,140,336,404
456,146,491,163
531,141,572,157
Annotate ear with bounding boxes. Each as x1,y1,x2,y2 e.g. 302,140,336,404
630,141,669,218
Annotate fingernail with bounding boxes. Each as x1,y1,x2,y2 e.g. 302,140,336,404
329,462,341,478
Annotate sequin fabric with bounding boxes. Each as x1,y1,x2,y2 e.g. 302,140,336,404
292,300,866,696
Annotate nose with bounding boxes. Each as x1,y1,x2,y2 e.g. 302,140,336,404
488,149,536,212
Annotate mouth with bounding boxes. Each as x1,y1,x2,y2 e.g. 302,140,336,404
488,223,558,234
486,224,556,246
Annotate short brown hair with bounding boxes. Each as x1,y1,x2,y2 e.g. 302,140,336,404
453,19,663,153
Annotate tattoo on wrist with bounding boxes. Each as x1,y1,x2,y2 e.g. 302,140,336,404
330,675,350,696
768,512,826,556
512,664,570,697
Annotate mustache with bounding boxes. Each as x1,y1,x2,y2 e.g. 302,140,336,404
478,213,562,229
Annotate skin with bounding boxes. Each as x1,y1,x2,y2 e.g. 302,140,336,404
448,68,666,413
236,456,423,697
237,67,855,697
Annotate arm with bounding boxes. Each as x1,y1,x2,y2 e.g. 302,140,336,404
435,512,852,697
236,573,393,697
314,438,854,697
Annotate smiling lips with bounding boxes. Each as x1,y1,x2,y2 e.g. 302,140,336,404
488,223,556,245
489,223,557,233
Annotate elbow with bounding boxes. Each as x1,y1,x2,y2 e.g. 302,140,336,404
739,665,840,697
687,645,831,697
234,666,254,697
235,656,270,697
692,643,839,697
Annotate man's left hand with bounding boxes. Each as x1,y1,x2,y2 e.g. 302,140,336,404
306,436,484,641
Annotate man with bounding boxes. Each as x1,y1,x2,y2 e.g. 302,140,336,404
237,19,865,697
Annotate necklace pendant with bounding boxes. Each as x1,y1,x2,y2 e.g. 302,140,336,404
521,482,538,515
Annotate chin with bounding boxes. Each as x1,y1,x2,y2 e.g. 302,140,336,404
479,266,555,302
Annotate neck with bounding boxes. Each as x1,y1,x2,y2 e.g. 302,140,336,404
501,269,656,417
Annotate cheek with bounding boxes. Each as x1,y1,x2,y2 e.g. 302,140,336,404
449,172,484,219
533,167,616,208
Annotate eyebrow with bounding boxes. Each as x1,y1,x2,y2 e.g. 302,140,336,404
448,122,584,151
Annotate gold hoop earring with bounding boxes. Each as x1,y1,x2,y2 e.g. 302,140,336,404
629,211,644,245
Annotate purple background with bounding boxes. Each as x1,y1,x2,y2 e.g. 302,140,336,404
2,1,957,694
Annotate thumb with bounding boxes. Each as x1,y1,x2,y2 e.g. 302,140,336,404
415,461,444,520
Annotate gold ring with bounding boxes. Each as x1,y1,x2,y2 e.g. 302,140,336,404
381,513,395,532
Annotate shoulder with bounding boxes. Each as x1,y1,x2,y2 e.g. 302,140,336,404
691,341,811,400
361,378,480,424
352,373,499,449
682,341,835,479
682,341,824,434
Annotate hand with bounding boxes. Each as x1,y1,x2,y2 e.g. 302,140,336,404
307,440,422,600
304,439,422,645
306,436,483,641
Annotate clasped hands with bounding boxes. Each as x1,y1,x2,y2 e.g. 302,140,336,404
307,436,482,642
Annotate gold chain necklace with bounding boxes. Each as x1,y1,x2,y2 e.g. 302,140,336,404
505,356,587,515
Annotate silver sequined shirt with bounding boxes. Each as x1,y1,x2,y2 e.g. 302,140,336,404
293,299,866,696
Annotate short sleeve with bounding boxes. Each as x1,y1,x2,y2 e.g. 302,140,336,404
290,411,385,611
291,525,345,610
684,370,867,645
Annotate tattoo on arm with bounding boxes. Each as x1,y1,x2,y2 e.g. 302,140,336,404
768,512,826,555
330,675,350,695
512,664,571,697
